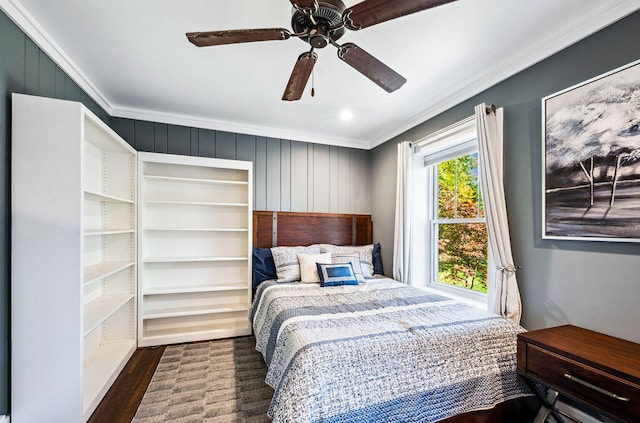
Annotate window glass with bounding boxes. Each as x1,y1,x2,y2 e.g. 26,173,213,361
436,222,488,293
437,153,483,219
432,152,488,294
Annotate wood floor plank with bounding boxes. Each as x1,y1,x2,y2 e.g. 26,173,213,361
88,338,537,423
87,346,166,423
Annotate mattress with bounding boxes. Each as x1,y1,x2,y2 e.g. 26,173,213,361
251,277,531,423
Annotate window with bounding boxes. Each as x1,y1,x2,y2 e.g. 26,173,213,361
412,118,489,302
431,151,488,294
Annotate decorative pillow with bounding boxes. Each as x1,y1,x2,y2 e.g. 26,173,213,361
331,253,365,283
271,245,321,282
297,253,332,283
252,247,277,291
319,244,374,278
316,262,358,287
372,242,384,275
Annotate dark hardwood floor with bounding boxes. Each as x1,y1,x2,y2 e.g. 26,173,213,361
87,343,538,423
87,346,166,423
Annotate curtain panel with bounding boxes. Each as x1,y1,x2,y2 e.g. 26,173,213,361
393,141,414,283
475,103,522,324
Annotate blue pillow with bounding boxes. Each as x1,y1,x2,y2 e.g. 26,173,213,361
316,262,358,287
252,247,277,291
372,242,384,275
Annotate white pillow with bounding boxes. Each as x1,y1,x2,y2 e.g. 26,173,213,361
297,253,332,283
271,245,321,282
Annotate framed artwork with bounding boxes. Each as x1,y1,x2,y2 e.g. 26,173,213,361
542,59,640,242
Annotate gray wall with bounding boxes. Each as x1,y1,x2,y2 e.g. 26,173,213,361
372,11,640,343
0,10,111,414
2,2,638,416
0,8,370,415
110,118,371,214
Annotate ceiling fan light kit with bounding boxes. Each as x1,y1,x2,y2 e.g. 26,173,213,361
186,0,457,101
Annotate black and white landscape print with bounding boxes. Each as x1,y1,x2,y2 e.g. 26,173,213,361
544,60,640,241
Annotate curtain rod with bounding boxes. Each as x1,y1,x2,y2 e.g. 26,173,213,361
486,104,497,114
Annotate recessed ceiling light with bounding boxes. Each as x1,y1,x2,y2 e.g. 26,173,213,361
340,110,354,122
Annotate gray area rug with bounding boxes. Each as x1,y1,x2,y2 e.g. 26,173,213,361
133,336,273,422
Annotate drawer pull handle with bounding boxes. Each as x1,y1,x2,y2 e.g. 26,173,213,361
563,373,630,402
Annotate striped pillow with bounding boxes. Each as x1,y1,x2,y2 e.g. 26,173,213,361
331,253,365,283
319,244,374,277
316,262,358,287
271,245,321,282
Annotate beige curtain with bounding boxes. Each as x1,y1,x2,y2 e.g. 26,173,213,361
475,104,522,323
393,141,413,283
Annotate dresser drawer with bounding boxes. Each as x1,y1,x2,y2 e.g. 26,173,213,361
526,344,640,421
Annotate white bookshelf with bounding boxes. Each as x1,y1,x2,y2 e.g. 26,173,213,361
11,94,137,422
138,152,252,347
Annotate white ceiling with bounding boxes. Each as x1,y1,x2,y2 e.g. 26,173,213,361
3,0,640,149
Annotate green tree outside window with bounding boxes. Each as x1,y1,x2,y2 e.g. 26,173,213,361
435,154,488,293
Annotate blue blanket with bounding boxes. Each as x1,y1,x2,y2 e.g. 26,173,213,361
251,278,531,422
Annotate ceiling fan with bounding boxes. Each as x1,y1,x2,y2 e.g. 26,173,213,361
186,0,457,101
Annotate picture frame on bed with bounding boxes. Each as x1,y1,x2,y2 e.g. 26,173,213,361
542,58,640,242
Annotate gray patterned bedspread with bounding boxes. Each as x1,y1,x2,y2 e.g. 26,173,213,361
250,278,531,423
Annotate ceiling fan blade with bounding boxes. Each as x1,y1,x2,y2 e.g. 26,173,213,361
186,28,290,47
343,0,457,30
337,43,406,93
282,51,318,101
290,0,317,11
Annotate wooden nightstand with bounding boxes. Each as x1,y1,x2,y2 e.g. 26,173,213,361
517,325,640,423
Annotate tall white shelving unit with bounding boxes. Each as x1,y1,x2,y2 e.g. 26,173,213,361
11,94,137,422
137,152,253,347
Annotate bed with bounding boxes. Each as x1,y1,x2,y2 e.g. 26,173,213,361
251,211,534,423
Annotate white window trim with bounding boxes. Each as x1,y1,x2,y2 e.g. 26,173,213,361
413,116,492,307
414,116,476,156
422,284,487,308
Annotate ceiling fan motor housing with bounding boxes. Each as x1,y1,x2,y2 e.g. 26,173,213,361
186,0,458,100
291,0,346,48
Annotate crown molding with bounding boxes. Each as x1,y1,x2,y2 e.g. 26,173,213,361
3,0,639,151
0,0,370,149
110,105,371,150
0,0,113,113
368,0,640,149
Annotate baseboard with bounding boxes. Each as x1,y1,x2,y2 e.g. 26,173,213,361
0,414,9,423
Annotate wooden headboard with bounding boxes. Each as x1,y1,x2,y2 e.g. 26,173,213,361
253,211,372,248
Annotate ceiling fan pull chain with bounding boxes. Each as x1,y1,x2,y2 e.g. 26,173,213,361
311,66,315,97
